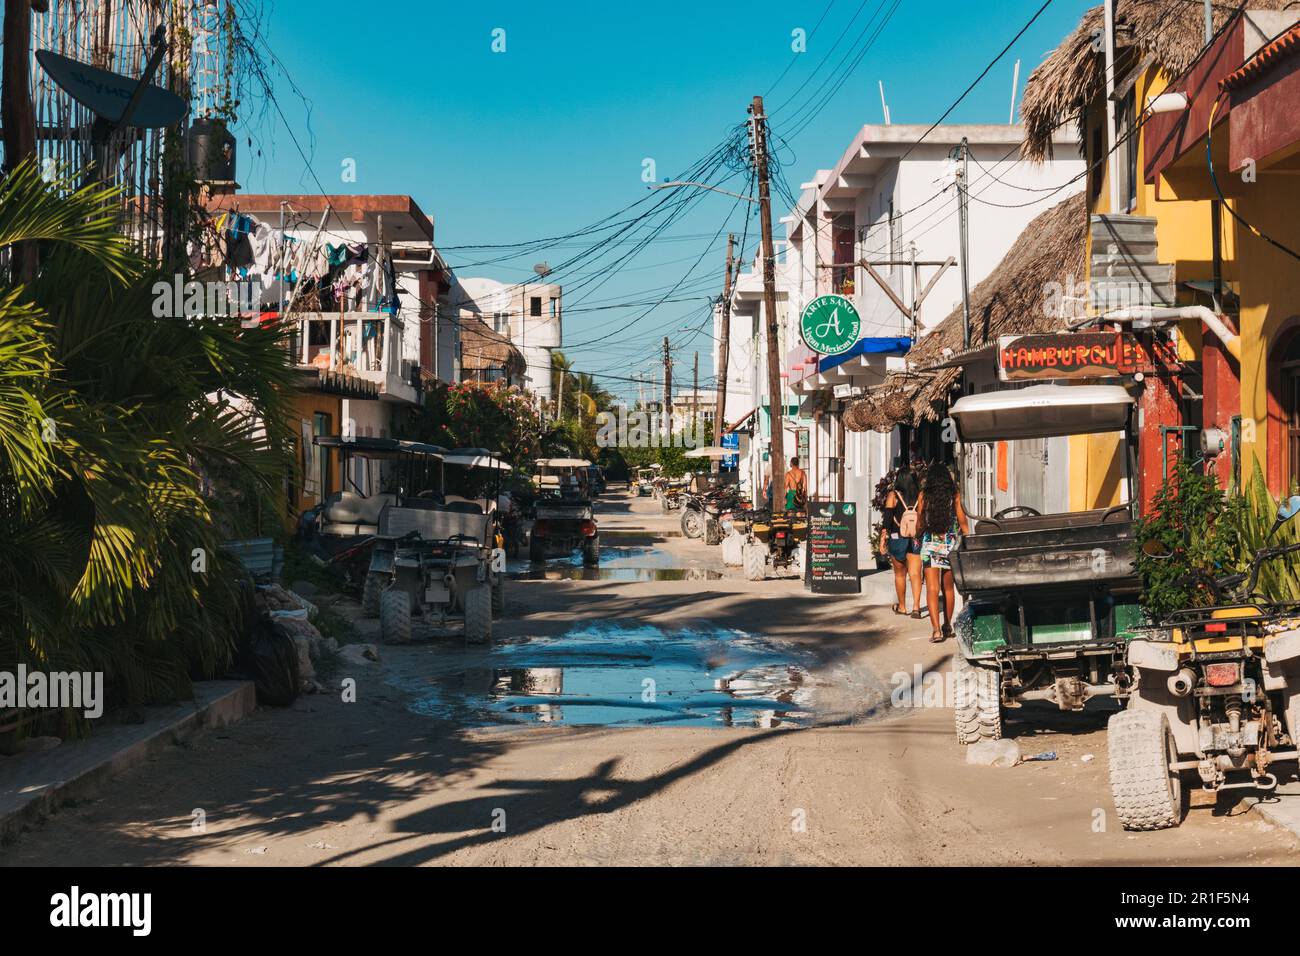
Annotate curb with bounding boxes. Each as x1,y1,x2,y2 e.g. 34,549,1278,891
0,680,256,844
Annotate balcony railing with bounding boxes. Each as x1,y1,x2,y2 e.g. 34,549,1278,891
293,312,417,403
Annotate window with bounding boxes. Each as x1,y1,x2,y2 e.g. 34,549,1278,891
1115,90,1138,213
549,298,557,319
312,412,332,499
492,312,509,335
1284,335,1300,493
530,296,542,317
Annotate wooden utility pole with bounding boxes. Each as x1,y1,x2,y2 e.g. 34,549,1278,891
662,336,672,439
3,0,45,283
750,95,785,497
692,350,699,441
713,232,735,459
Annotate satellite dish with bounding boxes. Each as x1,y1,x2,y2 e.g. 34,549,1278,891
533,262,551,278
36,49,188,128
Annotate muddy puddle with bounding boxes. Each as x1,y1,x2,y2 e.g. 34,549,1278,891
398,623,828,728
507,545,720,582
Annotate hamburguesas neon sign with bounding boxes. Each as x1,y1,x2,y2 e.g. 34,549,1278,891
997,332,1162,381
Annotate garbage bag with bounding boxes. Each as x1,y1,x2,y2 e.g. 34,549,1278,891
248,619,301,706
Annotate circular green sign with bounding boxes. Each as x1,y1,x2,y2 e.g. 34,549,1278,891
800,294,861,356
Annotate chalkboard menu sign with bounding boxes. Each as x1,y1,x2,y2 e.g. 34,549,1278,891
805,500,860,594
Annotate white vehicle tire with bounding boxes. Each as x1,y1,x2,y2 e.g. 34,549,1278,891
379,588,412,645
1108,709,1183,831
742,541,768,581
953,654,1002,744
361,571,384,618
464,584,492,644
681,508,704,539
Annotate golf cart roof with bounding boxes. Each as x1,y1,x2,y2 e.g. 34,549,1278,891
950,384,1134,441
443,448,512,471
312,436,447,458
683,445,731,459
536,457,593,468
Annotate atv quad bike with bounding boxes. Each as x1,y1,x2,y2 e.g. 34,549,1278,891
1109,495,1300,831
947,385,1146,745
741,508,808,580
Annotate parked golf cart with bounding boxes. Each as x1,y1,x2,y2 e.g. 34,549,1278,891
1109,495,1300,830
529,457,599,565
308,436,448,585
364,447,512,643
631,465,661,497
947,384,1146,745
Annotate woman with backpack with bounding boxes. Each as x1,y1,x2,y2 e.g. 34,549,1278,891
917,463,970,643
878,466,924,619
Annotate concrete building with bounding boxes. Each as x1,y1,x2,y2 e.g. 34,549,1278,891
450,278,563,407
718,124,1084,553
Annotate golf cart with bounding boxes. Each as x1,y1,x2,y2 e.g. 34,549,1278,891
1109,496,1300,830
679,446,741,544
308,436,447,583
529,457,599,565
632,464,661,497
364,447,512,643
947,384,1146,744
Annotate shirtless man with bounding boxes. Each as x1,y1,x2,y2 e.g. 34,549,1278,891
784,456,807,510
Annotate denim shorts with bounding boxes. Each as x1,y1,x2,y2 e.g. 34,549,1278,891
887,536,921,562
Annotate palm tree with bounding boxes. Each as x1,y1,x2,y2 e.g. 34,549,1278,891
0,159,296,715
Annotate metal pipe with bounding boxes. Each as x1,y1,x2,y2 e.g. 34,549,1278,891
1068,305,1241,362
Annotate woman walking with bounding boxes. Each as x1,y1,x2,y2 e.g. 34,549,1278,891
918,464,969,642
878,466,924,619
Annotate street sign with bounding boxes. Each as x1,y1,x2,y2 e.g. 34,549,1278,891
799,294,861,356
35,49,187,127
997,331,1163,381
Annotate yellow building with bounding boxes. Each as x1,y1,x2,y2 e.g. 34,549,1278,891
1021,0,1300,506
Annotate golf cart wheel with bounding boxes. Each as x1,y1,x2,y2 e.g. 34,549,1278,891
1108,709,1183,831
529,534,546,563
379,588,412,644
953,655,1002,744
681,508,704,539
742,541,767,581
704,517,722,546
361,571,385,618
582,536,600,566
491,579,505,617
464,584,492,644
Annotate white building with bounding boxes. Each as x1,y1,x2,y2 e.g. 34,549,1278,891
718,124,1083,554
450,277,563,406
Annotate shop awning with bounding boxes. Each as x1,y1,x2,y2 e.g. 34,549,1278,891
817,336,912,373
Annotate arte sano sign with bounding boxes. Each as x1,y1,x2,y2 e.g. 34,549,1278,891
998,332,1158,381
800,295,861,356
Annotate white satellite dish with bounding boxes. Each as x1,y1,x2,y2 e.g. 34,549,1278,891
533,262,551,278
36,49,187,127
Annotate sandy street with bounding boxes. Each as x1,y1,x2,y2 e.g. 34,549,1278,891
2,489,1295,867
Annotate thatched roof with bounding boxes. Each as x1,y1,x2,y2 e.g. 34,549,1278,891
1020,0,1292,161
849,191,1087,427
458,314,526,379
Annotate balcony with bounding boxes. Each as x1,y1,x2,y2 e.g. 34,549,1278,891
293,311,419,404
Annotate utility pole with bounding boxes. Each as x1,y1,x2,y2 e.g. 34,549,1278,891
557,358,565,421
713,233,735,462
662,336,673,440
750,95,785,498
954,137,972,351
692,350,699,444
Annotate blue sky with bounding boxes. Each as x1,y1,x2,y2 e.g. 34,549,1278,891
236,0,1091,400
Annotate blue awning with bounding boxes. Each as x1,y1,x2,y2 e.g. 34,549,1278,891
817,336,911,373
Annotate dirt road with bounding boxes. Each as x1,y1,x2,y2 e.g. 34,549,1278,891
2,490,1294,866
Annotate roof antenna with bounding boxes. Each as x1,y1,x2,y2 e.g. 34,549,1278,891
878,80,891,125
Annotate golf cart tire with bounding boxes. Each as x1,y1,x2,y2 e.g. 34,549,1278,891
529,535,546,563
1108,709,1183,831
464,584,492,644
953,654,1002,744
379,588,412,645
583,536,600,566
704,517,722,546
742,541,767,581
361,571,384,618
681,508,703,539
491,579,505,617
